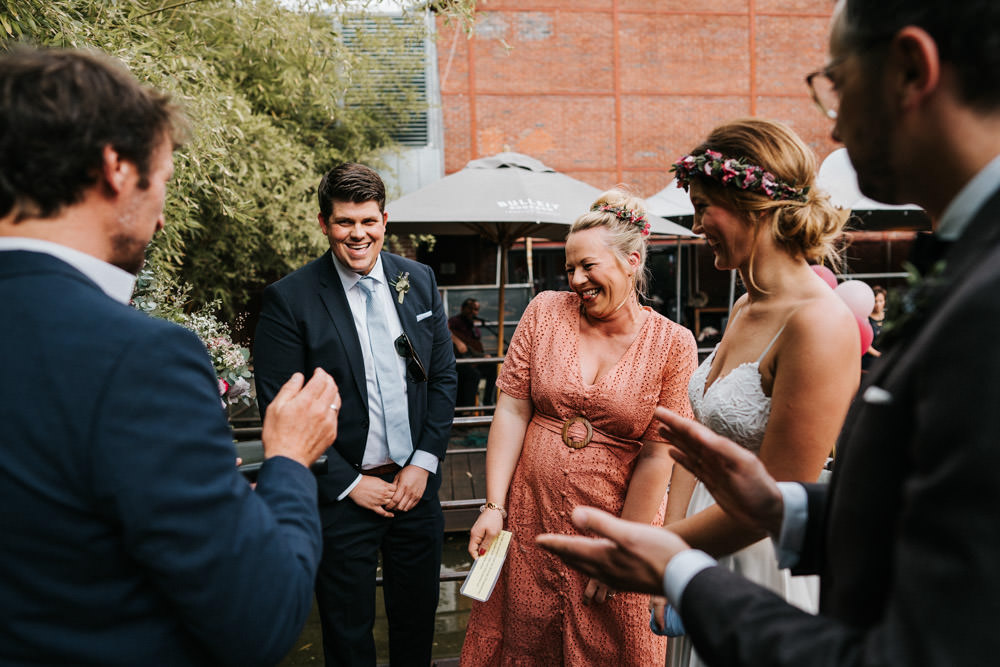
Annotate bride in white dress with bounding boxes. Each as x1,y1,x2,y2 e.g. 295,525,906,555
658,119,862,667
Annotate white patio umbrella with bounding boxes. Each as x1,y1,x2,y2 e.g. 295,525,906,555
646,178,695,222
817,148,930,230
386,152,695,353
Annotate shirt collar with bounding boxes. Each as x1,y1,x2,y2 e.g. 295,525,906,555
936,152,1000,242
0,237,136,304
331,252,386,292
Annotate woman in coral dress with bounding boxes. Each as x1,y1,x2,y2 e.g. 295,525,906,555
460,189,698,666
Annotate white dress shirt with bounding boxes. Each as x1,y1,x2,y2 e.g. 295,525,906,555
331,255,438,500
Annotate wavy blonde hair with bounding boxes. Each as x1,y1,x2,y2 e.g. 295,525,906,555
569,187,651,299
688,118,846,290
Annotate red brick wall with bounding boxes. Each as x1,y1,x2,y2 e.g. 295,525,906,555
436,0,839,197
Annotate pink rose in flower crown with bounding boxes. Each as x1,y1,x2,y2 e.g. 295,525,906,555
721,159,739,184
761,173,778,196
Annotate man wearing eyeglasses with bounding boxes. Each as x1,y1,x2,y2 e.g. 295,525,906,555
539,1,1000,665
254,163,456,667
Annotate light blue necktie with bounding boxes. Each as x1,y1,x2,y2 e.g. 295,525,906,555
358,276,413,466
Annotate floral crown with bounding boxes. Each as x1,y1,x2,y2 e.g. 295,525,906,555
671,150,809,202
591,203,651,236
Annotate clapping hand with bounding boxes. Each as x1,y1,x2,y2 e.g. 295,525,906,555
654,406,785,536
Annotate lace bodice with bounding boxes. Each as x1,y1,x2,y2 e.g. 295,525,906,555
688,344,774,454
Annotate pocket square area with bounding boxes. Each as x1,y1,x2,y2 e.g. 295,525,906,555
862,385,893,405
416,310,433,322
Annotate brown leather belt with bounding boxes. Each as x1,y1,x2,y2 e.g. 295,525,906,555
361,462,402,477
530,412,642,463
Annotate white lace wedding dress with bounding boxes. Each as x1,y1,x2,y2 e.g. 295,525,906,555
667,332,819,667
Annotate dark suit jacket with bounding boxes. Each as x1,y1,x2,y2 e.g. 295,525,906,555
254,250,457,504
680,186,1000,666
0,251,322,666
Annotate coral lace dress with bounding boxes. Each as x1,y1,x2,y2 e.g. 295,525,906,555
461,291,697,666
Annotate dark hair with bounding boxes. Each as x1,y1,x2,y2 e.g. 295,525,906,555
872,285,887,298
317,162,386,220
0,46,182,222
461,298,479,310
841,0,1000,111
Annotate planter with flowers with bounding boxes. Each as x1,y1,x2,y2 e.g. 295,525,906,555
131,267,253,408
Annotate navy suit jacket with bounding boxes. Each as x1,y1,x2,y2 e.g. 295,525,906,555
0,251,322,666
680,186,1000,665
254,250,457,504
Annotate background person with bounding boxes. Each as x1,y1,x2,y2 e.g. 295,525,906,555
862,284,886,369
0,46,339,666
460,190,698,666
660,118,859,667
539,0,1000,664
254,163,456,667
449,298,496,407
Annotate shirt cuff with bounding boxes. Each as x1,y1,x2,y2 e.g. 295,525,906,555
337,474,363,501
773,481,808,569
409,449,439,474
662,549,716,608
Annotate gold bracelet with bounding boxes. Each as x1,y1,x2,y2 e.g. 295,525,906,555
480,502,507,519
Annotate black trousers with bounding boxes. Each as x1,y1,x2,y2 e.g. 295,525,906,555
315,484,444,667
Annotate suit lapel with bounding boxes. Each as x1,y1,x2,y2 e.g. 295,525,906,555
865,187,1000,390
382,253,415,334
315,251,368,403
844,185,1000,459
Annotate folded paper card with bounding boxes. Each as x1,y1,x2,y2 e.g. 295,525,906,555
460,530,512,602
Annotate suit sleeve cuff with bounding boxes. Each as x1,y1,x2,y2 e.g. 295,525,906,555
410,450,439,474
663,549,716,607
773,481,808,569
337,474,363,501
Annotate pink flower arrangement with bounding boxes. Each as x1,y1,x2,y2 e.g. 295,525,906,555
592,203,650,236
671,150,809,202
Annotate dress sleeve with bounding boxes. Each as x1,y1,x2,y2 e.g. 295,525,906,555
495,291,547,400
642,324,698,441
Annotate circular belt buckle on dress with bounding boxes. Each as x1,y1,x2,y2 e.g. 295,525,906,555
561,415,593,449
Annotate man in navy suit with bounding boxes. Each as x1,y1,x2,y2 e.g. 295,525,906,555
540,1,1000,664
0,47,341,665
254,163,457,667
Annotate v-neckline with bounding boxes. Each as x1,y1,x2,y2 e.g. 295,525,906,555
575,305,652,390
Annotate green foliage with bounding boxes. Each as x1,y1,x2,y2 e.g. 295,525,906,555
1,0,474,325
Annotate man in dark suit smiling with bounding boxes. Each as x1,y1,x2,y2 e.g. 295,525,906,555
254,163,456,667
0,47,340,666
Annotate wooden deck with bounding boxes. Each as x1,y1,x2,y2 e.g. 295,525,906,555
234,413,491,533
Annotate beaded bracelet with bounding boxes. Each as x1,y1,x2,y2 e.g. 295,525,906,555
480,502,507,519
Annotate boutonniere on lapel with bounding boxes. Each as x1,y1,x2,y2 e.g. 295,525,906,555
879,259,949,348
390,271,410,304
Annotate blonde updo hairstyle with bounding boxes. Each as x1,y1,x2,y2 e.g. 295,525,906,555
689,118,845,288
568,187,650,299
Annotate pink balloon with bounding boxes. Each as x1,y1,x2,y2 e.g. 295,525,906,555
811,264,837,290
835,280,876,320
856,314,874,355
